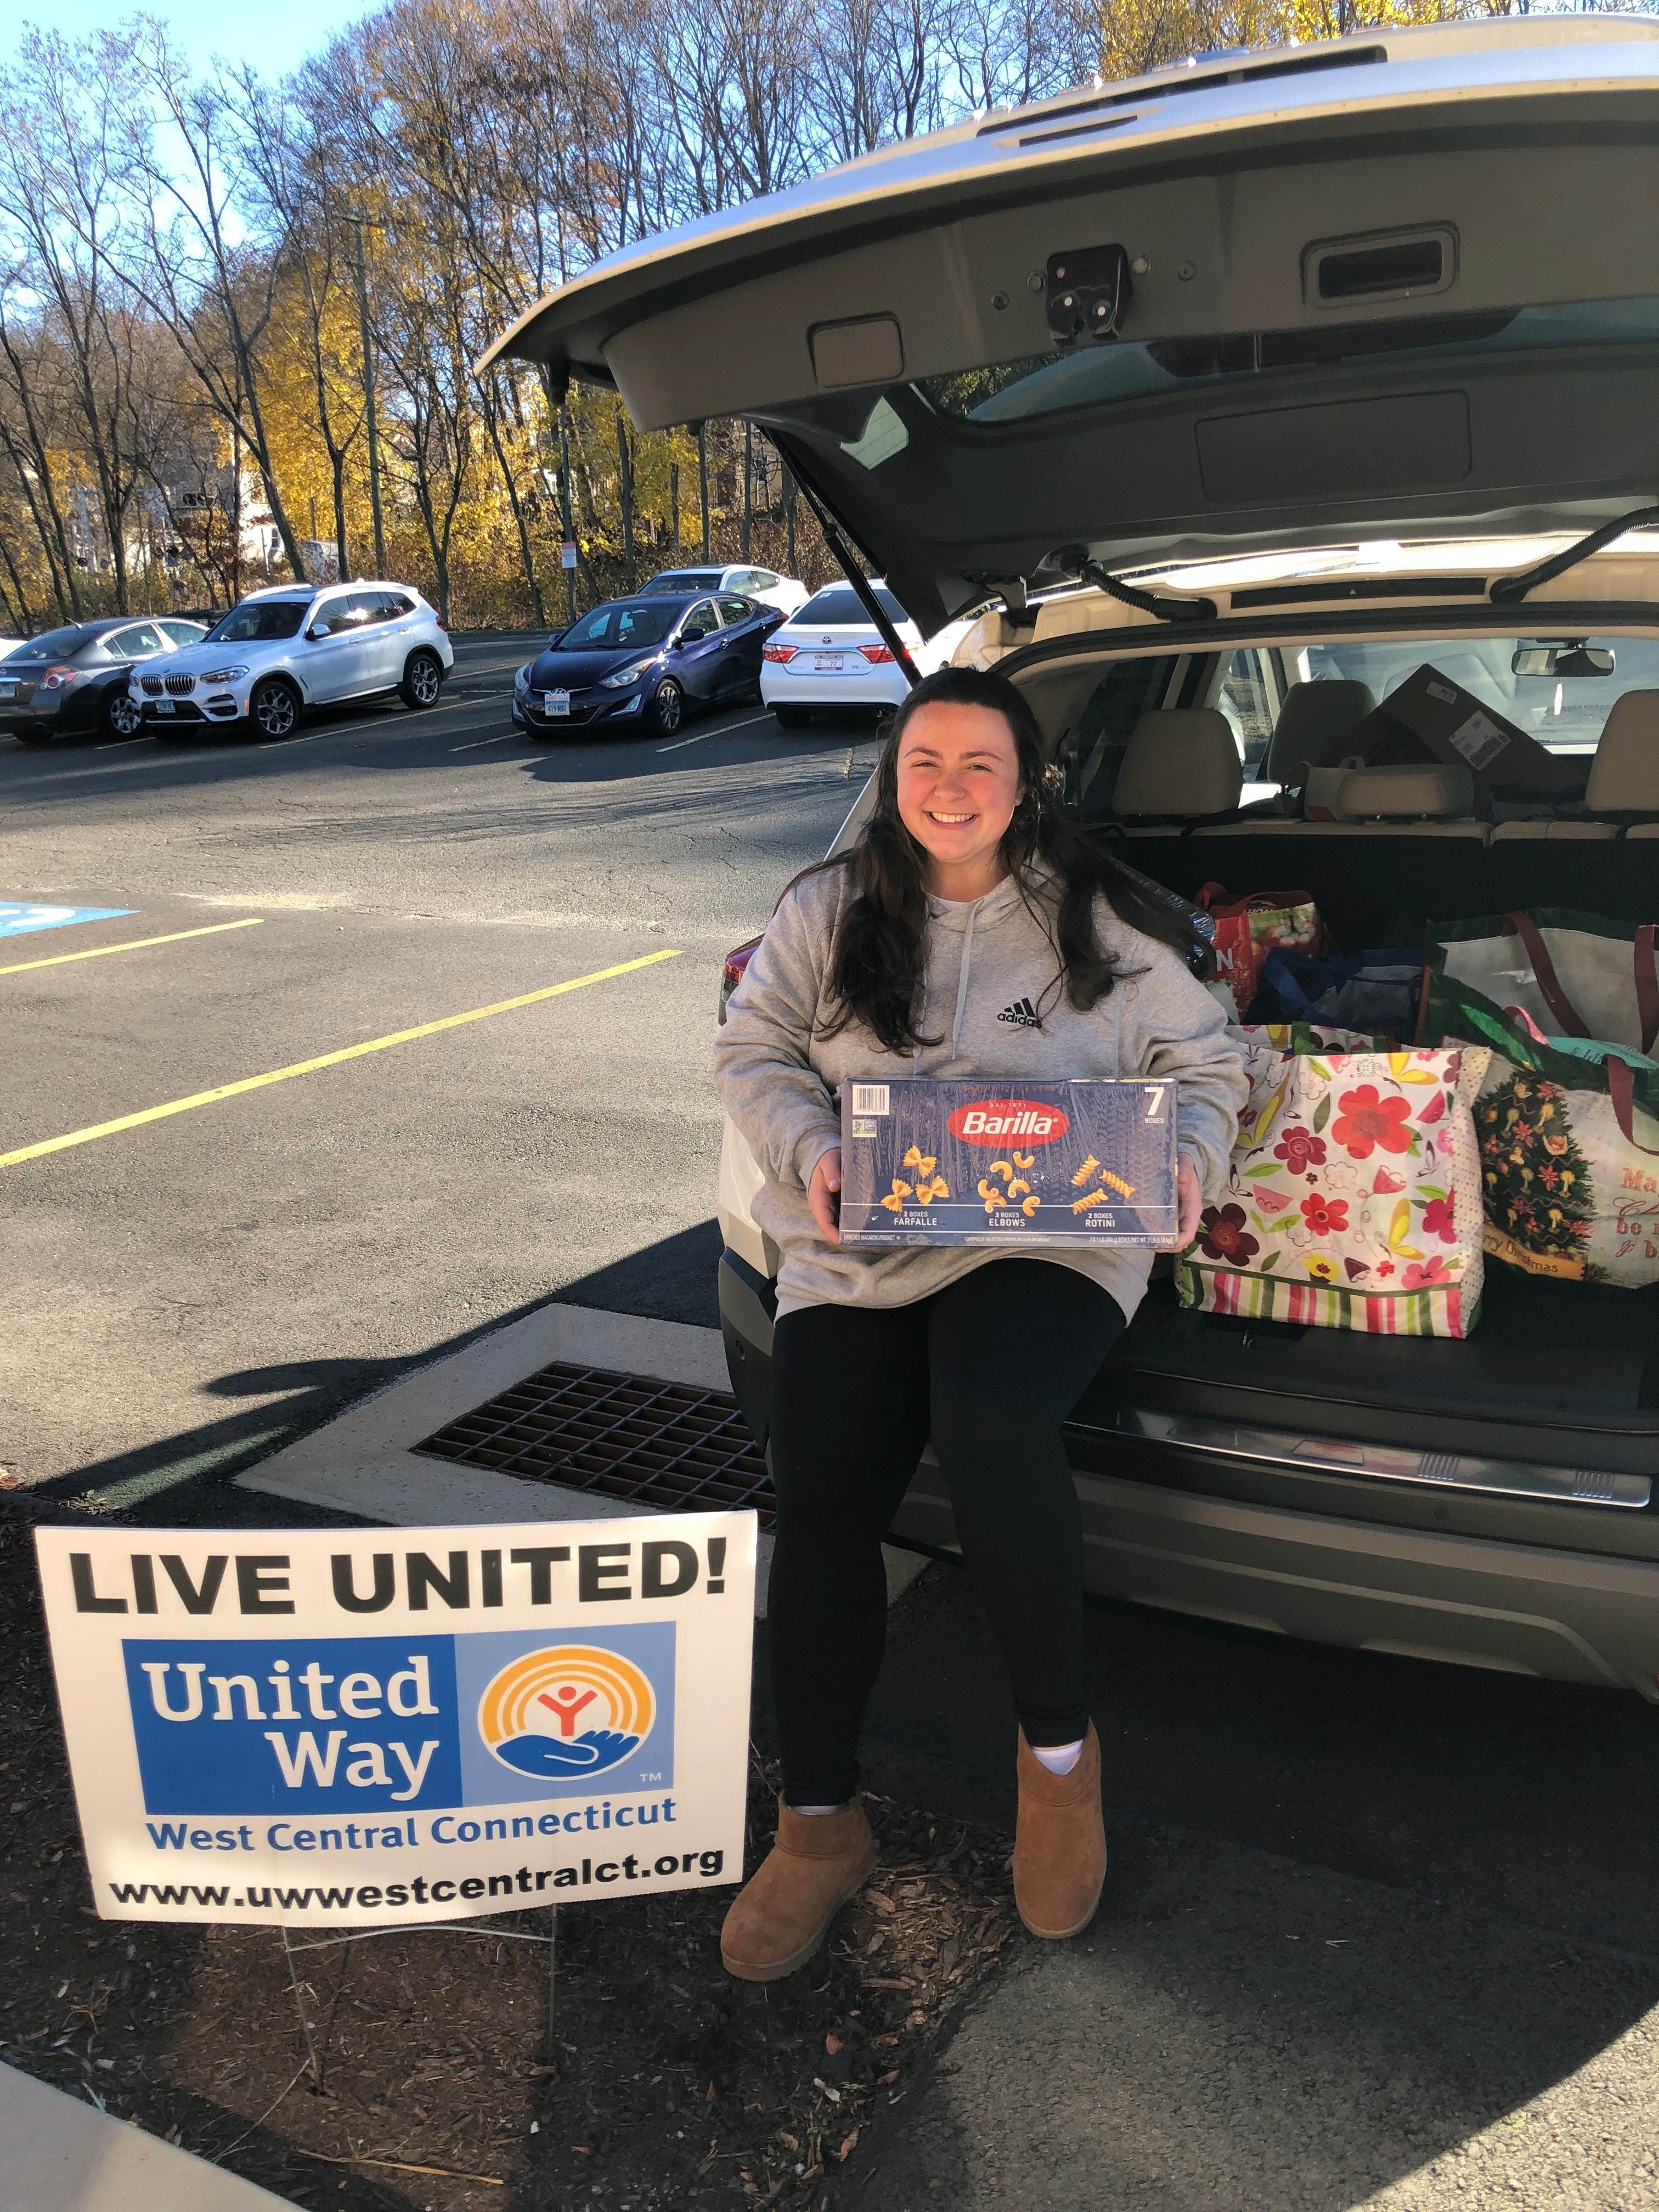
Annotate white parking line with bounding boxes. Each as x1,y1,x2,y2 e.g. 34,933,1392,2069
95,735,149,751
450,731,512,752
657,712,775,753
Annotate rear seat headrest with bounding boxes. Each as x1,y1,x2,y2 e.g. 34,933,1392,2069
1586,690,1659,812
1264,680,1376,787
1114,709,1242,819
1333,764,1474,820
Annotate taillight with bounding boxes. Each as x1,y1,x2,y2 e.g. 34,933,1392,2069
859,644,895,664
40,664,80,689
719,935,761,1023
762,644,797,664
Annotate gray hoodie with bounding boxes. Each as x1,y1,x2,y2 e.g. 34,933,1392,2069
714,860,1248,1318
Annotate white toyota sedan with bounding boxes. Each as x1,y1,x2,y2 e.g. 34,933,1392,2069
760,580,952,726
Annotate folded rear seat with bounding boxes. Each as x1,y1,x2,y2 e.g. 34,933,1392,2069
1110,715,1492,944
1188,764,1488,945
1489,692,1659,915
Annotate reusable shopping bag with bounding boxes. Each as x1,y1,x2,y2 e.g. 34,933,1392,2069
1195,883,1322,1019
1229,1020,1390,1058
1178,1043,1491,1336
1244,946,1430,1041
1427,973,1659,1289
1431,911,1658,1058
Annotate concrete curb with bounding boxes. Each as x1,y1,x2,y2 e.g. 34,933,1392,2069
0,2062,294,2210
235,1297,929,1616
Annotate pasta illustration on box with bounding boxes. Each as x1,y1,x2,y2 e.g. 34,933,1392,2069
839,1079,1177,1246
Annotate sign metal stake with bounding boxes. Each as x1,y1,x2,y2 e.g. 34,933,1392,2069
280,1925,324,2092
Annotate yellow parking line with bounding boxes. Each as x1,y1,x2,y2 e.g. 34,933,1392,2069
0,948,681,1170
0,917,265,978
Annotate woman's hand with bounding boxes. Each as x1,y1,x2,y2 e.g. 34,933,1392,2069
1161,1154,1203,1252
808,1147,843,1246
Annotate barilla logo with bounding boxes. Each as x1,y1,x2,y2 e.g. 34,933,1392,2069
948,1099,1069,1146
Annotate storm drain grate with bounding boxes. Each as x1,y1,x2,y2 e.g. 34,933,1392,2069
415,1361,776,1527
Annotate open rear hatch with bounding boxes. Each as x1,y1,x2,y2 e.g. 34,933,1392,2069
493,20,1659,1539
482,18,1659,634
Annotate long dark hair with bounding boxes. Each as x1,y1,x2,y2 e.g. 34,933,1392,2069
799,664,1210,1055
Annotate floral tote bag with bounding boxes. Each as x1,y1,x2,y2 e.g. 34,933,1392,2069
1178,1045,1492,1338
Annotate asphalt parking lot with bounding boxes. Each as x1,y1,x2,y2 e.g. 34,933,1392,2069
0,632,884,1506
4,631,1657,2209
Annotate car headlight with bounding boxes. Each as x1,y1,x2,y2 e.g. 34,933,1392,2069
600,656,658,689
199,666,249,684
514,663,532,691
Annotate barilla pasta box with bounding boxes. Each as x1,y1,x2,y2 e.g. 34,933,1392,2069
839,1077,1178,1246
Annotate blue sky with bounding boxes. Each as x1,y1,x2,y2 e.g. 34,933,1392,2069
9,0,365,78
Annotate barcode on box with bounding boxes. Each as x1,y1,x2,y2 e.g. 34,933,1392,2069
851,1084,890,1115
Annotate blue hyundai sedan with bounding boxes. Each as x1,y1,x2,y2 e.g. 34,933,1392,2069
511,589,780,738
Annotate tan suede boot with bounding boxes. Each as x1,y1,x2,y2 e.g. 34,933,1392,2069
721,1798,876,1983
1012,1724,1106,1939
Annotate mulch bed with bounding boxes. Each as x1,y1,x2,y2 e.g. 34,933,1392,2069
0,1513,1014,2210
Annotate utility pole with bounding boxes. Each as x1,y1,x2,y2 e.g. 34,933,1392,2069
697,423,710,560
352,217,387,578
558,406,577,626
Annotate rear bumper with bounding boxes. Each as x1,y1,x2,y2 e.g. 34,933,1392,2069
761,664,906,709
718,1247,1659,1699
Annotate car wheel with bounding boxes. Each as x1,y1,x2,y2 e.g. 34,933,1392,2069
773,705,810,730
101,687,143,739
650,679,684,736
249,677,301,740
401,650,443,709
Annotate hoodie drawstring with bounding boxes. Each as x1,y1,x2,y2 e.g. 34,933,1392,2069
950,901,978,1059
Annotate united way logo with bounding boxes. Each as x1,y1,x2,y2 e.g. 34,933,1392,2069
477,1645,657,1781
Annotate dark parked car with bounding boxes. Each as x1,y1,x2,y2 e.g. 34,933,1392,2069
511,591,781,737
0,617,207,743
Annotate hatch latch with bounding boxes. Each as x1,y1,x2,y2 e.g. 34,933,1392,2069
1046,246,1133,345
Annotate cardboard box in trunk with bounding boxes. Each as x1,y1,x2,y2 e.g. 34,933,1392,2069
1352,665,1582,798
839,1076,1178,1247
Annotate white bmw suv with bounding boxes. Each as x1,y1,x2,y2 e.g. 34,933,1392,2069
132,582,453,740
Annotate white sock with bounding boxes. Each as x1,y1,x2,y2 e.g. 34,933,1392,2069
789,1803,849,1816
1030,1737,1085,1777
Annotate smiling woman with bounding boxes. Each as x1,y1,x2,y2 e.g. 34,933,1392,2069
712,663,1248,1981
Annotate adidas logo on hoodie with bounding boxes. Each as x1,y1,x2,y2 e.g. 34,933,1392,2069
997,996,1042,1030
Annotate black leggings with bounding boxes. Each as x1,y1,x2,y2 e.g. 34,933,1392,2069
767,1258,1126,1806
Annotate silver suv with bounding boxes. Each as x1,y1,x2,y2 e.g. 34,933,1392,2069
132,582,453,739
483,16,1659,1701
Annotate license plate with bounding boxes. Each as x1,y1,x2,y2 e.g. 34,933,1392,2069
0,684,13,699
813,654,844,673
544,690,569,716
155,699,175,714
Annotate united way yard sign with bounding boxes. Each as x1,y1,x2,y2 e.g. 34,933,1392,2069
36,1514,755,1926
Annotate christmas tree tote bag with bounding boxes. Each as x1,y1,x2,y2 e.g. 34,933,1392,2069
1427,975,1659,1289
1178,1045,1491,1336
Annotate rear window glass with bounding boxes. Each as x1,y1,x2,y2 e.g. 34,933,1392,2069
795,585,906,627
204,601,309,643
641,571,722,593
6,626,90,660
1302,635,1659,755
918,295,1659,427
556,602,678,650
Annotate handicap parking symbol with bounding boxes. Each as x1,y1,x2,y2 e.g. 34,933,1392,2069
0,902,134,938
